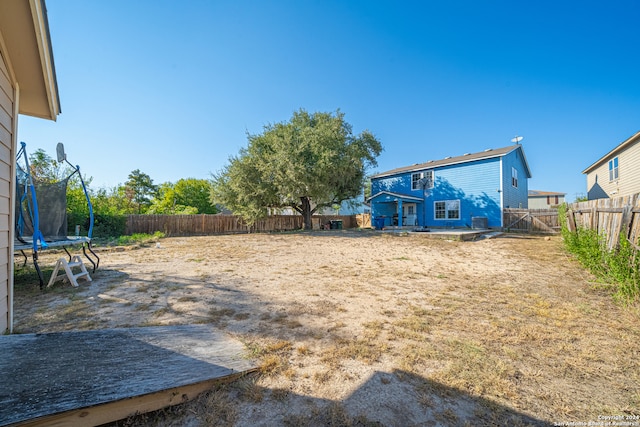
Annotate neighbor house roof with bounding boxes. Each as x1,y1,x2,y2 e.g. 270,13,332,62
582,131,640,175
372,144,532,179
0,0,60,120
528,190,565,197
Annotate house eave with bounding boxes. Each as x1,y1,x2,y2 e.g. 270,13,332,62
0,0,61,120
366,191,423,204
582,130,640,175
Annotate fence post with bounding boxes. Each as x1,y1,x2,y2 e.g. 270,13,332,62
620,204,633,245
567,209,576,233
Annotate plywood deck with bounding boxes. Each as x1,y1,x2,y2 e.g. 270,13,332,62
0,325,256,427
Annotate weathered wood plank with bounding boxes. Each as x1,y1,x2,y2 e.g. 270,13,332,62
531,215,556,233
0,325,256,427
11,375,246,427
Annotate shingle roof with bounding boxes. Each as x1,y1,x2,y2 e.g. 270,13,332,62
528,190,565,197
372,145,531,178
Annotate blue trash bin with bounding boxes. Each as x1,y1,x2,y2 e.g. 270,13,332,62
374,217,385,230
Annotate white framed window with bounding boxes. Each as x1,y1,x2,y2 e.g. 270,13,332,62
511,167,518,188
434,200,460,220
411,173,421,190
609,157,619,181
411,170,434,191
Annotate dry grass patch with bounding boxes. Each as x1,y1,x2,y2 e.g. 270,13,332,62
270,313,303,329
313,370,332,384
207,307,236,324
244,339,294,377
235,375,264,403
193,386,238,426
12,232,640,426
397,342,443,373
434,339,518,399
296,345,311,355
321,337,388,367
282,402,380,427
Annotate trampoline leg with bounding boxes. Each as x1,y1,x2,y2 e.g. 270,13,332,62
63,246,72,262
83,243,99,272
33,251,44,289
20,250,28,267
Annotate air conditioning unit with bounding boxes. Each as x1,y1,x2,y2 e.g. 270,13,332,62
471,217,488,230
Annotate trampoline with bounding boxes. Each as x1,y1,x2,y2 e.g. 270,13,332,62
14,142,99,288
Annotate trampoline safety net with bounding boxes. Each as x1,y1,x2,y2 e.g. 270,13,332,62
16,169,70,242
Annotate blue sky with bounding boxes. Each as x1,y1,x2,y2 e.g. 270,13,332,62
18,0,640,202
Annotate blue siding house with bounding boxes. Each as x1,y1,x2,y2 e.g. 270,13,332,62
368,145,531,228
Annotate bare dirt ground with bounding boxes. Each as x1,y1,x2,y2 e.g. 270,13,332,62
13,230,640,426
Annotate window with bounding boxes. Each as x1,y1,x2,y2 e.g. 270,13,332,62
609,157,619,181
511,167,518,188
411,171,434,191
434,200,460,220
411,173,421,190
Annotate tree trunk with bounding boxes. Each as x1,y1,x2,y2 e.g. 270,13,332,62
300,196,313,230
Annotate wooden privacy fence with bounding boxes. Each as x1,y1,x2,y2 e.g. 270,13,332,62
503,208,560,234
126,214,360,236
567,194,640,251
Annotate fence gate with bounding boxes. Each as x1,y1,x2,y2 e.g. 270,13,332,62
503,209,560,233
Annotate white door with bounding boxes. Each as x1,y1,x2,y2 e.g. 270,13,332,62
403,204,417,226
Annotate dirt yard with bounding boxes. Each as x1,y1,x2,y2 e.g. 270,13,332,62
13,230,640,426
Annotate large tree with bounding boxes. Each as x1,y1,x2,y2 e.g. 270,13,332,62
211,109,382,229
124,169,157,214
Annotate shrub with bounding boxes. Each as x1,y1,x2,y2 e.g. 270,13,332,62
115,231,164,246
559,204,640,303
91,214,127,238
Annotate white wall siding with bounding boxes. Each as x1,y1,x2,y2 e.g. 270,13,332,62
0,45,13,333
619,141,640,197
